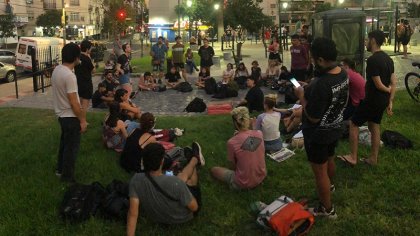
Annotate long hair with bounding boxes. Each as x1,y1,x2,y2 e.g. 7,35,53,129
106,101,121,128
114,88,127,103
139,112,155,133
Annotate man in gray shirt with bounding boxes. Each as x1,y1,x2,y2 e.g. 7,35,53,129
127,142,205,235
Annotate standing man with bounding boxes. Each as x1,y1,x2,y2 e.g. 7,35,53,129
116,43,133,97
225,25,232,48
198,38,215,75
295,37,348,218
150,36,168,75
290,34,309,82
172,36,186,80
400,19,414,59
75,40,95,111
340,30,396,166
51,43,87,183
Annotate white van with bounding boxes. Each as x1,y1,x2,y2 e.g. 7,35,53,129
15,37,64,71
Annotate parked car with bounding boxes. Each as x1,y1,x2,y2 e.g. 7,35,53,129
0,62,16,82
0,49,16,65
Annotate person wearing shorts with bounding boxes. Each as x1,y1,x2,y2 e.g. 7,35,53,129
116,43,133,96
172,36,186,80
150,36,168,73
340,30,396,167
127,142,205,235
75,40,94,110
295,37,348,218
211,107,266,190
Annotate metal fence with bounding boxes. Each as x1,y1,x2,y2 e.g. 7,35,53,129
31,45,62,92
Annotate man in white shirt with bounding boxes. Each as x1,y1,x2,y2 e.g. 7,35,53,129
51,43,87,183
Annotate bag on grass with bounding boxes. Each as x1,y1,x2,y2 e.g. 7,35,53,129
162,146,192,175
257,196,314,236
101,180,129,221
60,182,106,223
381,130,413,149
204,77,217,94
185,97,207,113
177,82,193,92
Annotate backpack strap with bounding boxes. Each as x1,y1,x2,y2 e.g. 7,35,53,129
145,173,178,202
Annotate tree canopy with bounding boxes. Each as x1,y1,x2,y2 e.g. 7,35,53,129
35,10,62,36
0,14,16,48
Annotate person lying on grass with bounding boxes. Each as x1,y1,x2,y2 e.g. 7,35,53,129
211,107,266,190
114,88,142,121
127,142,205,236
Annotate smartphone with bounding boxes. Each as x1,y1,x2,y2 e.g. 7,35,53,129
165,170,174,176
290,78,301,88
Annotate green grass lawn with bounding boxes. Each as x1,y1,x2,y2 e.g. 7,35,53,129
0,91,419,235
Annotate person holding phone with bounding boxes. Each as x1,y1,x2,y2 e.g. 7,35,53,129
294,37,348,219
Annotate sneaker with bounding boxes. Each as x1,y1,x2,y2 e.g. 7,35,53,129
330,184,336,192
308,204,337,219
192,142,205,166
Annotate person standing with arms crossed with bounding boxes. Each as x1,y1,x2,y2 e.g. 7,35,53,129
75,40,95,111
52,43,87,183
339,30,396,166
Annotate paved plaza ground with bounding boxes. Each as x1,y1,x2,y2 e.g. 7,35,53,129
1,38,419,114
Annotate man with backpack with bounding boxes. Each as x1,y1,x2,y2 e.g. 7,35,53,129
127,142,205,235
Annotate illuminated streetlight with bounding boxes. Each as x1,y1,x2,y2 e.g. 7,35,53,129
282,2,288,9
338,0,344,4
214,3,220,10
187,0,192,8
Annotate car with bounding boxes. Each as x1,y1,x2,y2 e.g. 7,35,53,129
0,62,17,82
0,49,16,65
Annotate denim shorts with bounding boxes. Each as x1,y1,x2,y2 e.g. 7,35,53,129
118,73,130,85
264,138,283,152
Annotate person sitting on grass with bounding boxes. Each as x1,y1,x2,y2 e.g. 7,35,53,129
127,142,205,235
255,94,283,153
120,112,157,173
222,63,235,84
236,77,264,112
103,70,119,94
250,60,262,85
234,62,249,89
138,72,157,91
114,88,142,121
264,60,280,87
103,101,130,152
195,67,211,89
165,66,182,89
92,82,113,109
210,107,266,190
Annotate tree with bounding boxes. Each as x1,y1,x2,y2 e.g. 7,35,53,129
224,0,273,34
0,14,16,49
315,3,333,13
407,3,420,18
102,0,136,36
36,10,62,36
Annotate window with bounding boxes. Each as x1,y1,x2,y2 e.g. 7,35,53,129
270,4,276,8
18,44,27,54
28,11,34,20
70,13,79,22
70,0,79,6
28,46,35,55
5,51,15,56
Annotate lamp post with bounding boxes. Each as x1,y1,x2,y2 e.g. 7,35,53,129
61,0,67,44
177,0,181,36
187,0,192,40
214,2,224,44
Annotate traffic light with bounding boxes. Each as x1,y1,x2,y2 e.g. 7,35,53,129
117,9,126,21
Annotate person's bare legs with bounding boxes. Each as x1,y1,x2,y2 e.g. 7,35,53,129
327,157,335,181
366,121,380,165
310,161,332,211
341,121,359,165
403,44,408,58
177,157,198,184
80,98,90,111
210,166,230,182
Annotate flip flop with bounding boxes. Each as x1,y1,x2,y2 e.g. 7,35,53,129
337,155,356,167
359,158,376,166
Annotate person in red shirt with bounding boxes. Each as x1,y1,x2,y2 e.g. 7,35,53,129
211,107,266,190
290,34,309,82
341,58,366,120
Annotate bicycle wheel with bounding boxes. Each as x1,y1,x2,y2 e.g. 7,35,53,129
405,72,420,102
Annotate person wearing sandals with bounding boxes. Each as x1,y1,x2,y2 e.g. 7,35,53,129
127,142,205,235
211,107,266,190
254,94,283,153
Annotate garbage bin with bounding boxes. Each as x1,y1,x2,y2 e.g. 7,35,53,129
223,52,231,60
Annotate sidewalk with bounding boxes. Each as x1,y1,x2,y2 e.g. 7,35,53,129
1,40,419,114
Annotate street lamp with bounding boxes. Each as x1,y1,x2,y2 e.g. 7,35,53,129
214,4,220,10
177,0,181,36
187,0,192,40
338,0,345,4
61,0,67,44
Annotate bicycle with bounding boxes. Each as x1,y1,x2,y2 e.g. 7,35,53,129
405,62,420,102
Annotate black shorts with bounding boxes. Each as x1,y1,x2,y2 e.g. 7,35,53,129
78,83,93,99
401,37,410,46
174,63,184,69
351,100,386,126
303,136,338,164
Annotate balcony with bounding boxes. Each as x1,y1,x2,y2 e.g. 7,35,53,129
43,2,57,9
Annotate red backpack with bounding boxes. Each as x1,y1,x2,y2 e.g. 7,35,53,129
257,196,314,235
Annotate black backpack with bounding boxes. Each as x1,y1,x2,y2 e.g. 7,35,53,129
381,130,413,149
101,180,129,221
185,97,207,112
177,82,193,92
60,182,106,223
204,77,217,94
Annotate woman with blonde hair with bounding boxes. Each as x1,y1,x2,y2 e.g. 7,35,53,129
211,107,266,190
254,94,283,153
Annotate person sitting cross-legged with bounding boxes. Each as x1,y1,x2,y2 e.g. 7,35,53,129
211,107,266,190
127,142,205,236
165,66,182,89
